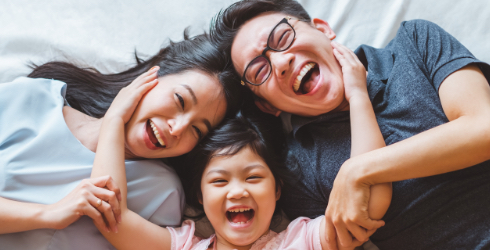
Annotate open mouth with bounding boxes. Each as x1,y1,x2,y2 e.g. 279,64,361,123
293,62,320,95
146,119,166,148
226,208,255,225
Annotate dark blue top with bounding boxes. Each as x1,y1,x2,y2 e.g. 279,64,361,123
280,20,490,249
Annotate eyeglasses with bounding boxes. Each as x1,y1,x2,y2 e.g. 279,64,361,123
241,16,297,86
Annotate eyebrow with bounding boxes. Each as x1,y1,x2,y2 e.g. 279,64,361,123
181,84,197,104
180,84,212,132
204,164,266,177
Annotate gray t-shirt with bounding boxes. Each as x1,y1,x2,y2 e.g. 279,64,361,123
281,20,490,249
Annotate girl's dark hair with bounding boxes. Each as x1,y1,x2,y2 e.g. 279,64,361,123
210,0,311,55
176,105,290,224
28,33,242,119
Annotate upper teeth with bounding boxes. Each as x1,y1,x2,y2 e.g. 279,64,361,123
293,62,316,92
228,208,251,213
149,120,165,147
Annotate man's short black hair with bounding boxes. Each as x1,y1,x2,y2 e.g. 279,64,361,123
211,0,311,58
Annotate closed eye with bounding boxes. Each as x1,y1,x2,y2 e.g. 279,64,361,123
175,93,184,109
193,125,203,139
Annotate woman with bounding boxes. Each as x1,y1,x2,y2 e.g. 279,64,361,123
0,34,241,249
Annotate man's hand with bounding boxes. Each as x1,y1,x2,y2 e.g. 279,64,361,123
323,159,384,249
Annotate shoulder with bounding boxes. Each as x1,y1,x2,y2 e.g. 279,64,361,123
271,216,323,250
168,220,210,250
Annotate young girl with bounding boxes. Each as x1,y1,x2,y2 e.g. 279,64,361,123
90,41,391,249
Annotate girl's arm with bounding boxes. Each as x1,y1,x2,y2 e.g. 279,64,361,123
0,176,120,234
320,42,392,250
90,67,172,250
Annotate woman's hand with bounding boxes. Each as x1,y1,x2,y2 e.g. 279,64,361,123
43,175,122,233
104,66,159,123
332,41,368,103
323,158,384,250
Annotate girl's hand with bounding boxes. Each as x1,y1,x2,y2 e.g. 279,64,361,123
44,175,122,233
104,67,159,123
323,158,384,249
332,41,368,103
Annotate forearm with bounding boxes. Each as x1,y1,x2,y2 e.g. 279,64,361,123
0,197,52,233
90,117,128,209
353,114,490,185
349,93,386,157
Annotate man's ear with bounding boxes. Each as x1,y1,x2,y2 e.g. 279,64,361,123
254,98,282,117
312,18,336,40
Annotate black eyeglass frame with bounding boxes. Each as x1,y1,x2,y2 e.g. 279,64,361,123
240,16,296,86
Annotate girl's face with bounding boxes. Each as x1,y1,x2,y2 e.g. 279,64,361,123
124,70,227,159
200,146,280,248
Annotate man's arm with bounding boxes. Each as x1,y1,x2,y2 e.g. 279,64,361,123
352,64,490,184
325,64,490,249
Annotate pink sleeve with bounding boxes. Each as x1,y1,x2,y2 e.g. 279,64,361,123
277,216,323,250
167,220,201,250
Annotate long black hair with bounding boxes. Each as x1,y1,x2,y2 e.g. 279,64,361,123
28,33,242,119
175,104,294,225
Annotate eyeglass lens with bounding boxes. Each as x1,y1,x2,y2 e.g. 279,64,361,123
245,21,294,85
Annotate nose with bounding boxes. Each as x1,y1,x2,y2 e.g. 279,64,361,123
168,116,190,139
226,183,250,200
269,51,294,78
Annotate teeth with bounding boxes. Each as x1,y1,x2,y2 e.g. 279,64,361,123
149,120,165,147
293,62,316,92
228,208,251,213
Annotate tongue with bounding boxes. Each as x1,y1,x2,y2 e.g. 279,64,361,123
301,68,320,94
230,212,250,223
146,121,159,145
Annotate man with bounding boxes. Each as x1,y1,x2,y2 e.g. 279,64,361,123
210,0,490,249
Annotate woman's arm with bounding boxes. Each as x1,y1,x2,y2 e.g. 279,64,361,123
0,176,121,234
90,67,172,250
324,64,490,250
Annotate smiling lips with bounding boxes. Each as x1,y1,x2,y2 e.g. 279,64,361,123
146,119,166,148
293,62,320,95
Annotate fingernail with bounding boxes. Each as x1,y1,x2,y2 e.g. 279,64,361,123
331,40,337,44
114,226,119,233
118,215,122,223
150,66,158,71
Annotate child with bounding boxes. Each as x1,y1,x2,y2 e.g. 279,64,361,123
90,42,391,250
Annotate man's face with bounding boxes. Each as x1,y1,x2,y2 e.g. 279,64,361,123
231,13,348,117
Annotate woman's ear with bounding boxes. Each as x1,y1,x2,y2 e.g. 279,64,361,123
312,18,336,40
275,184,282,201
254,98,282,117
198,193,203,205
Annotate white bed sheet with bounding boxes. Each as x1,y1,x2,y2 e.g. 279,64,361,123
1,0,489,249
1,0,489,83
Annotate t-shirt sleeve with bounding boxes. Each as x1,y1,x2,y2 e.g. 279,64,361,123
167,220,202,250
276,216,323,250
397,19,490,91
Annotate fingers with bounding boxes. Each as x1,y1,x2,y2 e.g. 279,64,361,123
92,198,118,233
332,41,362,66
90,175,121,203
88,176,122,224
334,219,354,248
79,201,111,233
325,218,340,250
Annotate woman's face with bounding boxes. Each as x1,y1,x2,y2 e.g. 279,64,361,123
124,70,227,159
200,146,280,248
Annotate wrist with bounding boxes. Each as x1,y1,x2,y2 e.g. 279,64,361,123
347,90,370,104
32,203,58,230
